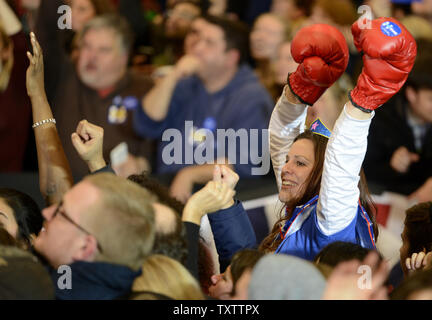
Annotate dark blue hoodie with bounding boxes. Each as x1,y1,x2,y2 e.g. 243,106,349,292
50,261,141,300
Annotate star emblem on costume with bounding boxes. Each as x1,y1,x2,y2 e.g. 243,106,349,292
309,118,331,138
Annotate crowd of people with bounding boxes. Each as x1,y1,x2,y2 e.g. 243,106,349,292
0,0,432,301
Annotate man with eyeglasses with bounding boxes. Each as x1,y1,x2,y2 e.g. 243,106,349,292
32,173,156,300
24,31,157,299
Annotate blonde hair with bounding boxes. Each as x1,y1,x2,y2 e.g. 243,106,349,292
83,173,156,270
132,254,205,300
0,22,13,92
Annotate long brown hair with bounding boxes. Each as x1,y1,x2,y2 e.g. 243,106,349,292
259,130,378,252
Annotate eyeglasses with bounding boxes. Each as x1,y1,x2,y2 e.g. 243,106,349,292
52,200,103,253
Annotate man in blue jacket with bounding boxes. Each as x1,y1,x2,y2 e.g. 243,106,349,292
33,173,156,300
134,15,274,203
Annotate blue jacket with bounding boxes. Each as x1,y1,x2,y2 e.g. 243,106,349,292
208,200,257,271
134,64,273,177
275,196,376,261
45,201,256,299
50,261,141,300
207,197,375,264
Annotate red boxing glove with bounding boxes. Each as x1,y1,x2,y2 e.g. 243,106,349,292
349,17,417,112
288,24,349,106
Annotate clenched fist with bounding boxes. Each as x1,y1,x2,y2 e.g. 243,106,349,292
71,120,105,172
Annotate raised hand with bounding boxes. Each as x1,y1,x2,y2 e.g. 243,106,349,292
25,31,74,204
288,24,349,106
213,165,239,190
173,54,201,79
71,120,106,172
183,181,236,225
26,32,45,98
405,251,432,273
349,18,417,112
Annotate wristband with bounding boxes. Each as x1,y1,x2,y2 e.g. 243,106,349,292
32,118,56,129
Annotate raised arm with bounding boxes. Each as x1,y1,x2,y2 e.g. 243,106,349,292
317,18,417,234
26,33,73,205
269,87,307,190
183,165,256,271
71,120,107,173
182,165,237,226
270,23,350,190
317,102,373,235
141,55,200,121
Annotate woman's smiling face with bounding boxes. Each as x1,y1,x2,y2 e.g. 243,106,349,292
279,138,315,203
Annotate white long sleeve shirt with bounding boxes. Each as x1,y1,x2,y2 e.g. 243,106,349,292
269,86,376,259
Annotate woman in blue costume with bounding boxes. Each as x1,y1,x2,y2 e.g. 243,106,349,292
258,18,417,261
